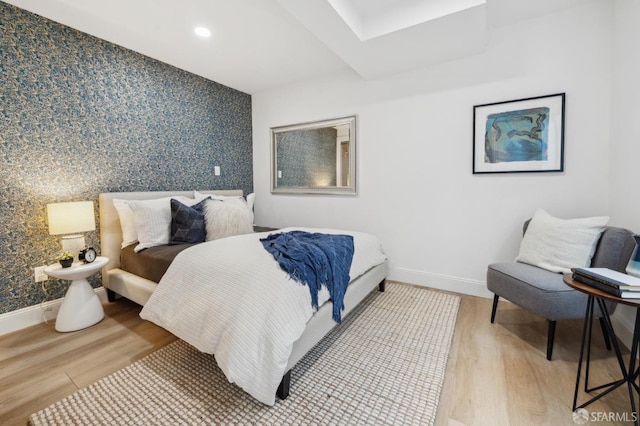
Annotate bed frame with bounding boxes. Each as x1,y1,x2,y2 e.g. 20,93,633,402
99,190,389,399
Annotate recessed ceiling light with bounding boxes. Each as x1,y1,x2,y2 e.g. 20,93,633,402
194,26,211,38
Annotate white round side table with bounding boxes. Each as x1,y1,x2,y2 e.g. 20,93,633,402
44,256,109,332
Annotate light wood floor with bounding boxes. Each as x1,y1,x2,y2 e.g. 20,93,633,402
0,288,636,425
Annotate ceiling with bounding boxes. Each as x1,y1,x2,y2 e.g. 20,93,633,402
3,0,593,94
326,0,486,41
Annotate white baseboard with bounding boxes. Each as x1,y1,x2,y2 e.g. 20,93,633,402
389,266,494,299
0,287,107,336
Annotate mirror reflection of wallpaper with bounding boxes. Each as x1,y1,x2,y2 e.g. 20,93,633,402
276,128,337,187
0,3,253,315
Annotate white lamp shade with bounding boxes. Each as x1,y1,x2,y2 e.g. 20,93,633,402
47,201,96,235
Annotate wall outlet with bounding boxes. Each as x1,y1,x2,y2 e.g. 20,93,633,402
34,266,48,282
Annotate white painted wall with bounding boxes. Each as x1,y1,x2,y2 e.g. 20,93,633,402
607,0,640,343
252,1,615,297
610,0,640,233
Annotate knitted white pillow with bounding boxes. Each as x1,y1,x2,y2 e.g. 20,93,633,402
515,208,609,274
204,198,254,241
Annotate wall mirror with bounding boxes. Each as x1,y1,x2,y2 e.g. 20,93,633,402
271,115,357,195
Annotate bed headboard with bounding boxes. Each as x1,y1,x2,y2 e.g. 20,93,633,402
99,190,243,286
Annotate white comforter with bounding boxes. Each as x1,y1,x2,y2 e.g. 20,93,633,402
139,227,387,405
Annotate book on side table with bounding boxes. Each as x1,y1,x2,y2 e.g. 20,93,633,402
572,267,640,299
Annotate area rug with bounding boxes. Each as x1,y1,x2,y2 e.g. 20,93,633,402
30,283,460,425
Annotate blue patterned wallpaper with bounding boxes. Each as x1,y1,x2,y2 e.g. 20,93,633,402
276,128,337,187
0,2,253,315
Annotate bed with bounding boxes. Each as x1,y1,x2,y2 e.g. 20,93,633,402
99,190,389,405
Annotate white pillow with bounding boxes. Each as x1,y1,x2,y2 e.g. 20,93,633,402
204,198,254,241
515,208,609,274
113,199,138,248
194,190,242,202
195,191,255,224
127,196,197,252
193,190,215,202
246,193,255,224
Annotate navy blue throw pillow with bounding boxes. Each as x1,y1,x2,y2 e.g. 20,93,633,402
169,198,207,244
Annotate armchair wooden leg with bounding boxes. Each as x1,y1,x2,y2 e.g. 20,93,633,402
599,317,612,351
490,295,499,323
547,320,556,361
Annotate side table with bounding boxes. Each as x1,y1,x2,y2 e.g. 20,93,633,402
564,273,640,425
44,256,109,332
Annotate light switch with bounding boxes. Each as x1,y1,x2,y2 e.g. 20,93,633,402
278,170,282,178
214,166,221,176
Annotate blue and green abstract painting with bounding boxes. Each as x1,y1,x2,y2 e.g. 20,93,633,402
484,107,549,163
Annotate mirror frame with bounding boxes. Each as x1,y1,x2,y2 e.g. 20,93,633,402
271,115,357,196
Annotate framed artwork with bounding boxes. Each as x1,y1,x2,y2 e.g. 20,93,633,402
473,93,565,174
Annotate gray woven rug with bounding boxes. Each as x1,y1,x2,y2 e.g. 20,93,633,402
30,283,460,425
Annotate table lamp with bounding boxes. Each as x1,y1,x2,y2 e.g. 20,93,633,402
47,201,96,255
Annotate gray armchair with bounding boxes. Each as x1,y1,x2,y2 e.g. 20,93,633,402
487,222,635,360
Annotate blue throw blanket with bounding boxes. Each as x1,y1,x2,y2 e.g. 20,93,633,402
260,231,354,323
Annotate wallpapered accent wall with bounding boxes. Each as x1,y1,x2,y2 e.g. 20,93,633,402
0,3,253,315
276,128,337,187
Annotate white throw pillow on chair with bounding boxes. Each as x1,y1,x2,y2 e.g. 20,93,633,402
515,208,609,274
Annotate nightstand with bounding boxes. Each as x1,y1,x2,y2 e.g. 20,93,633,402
44,256,108,332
